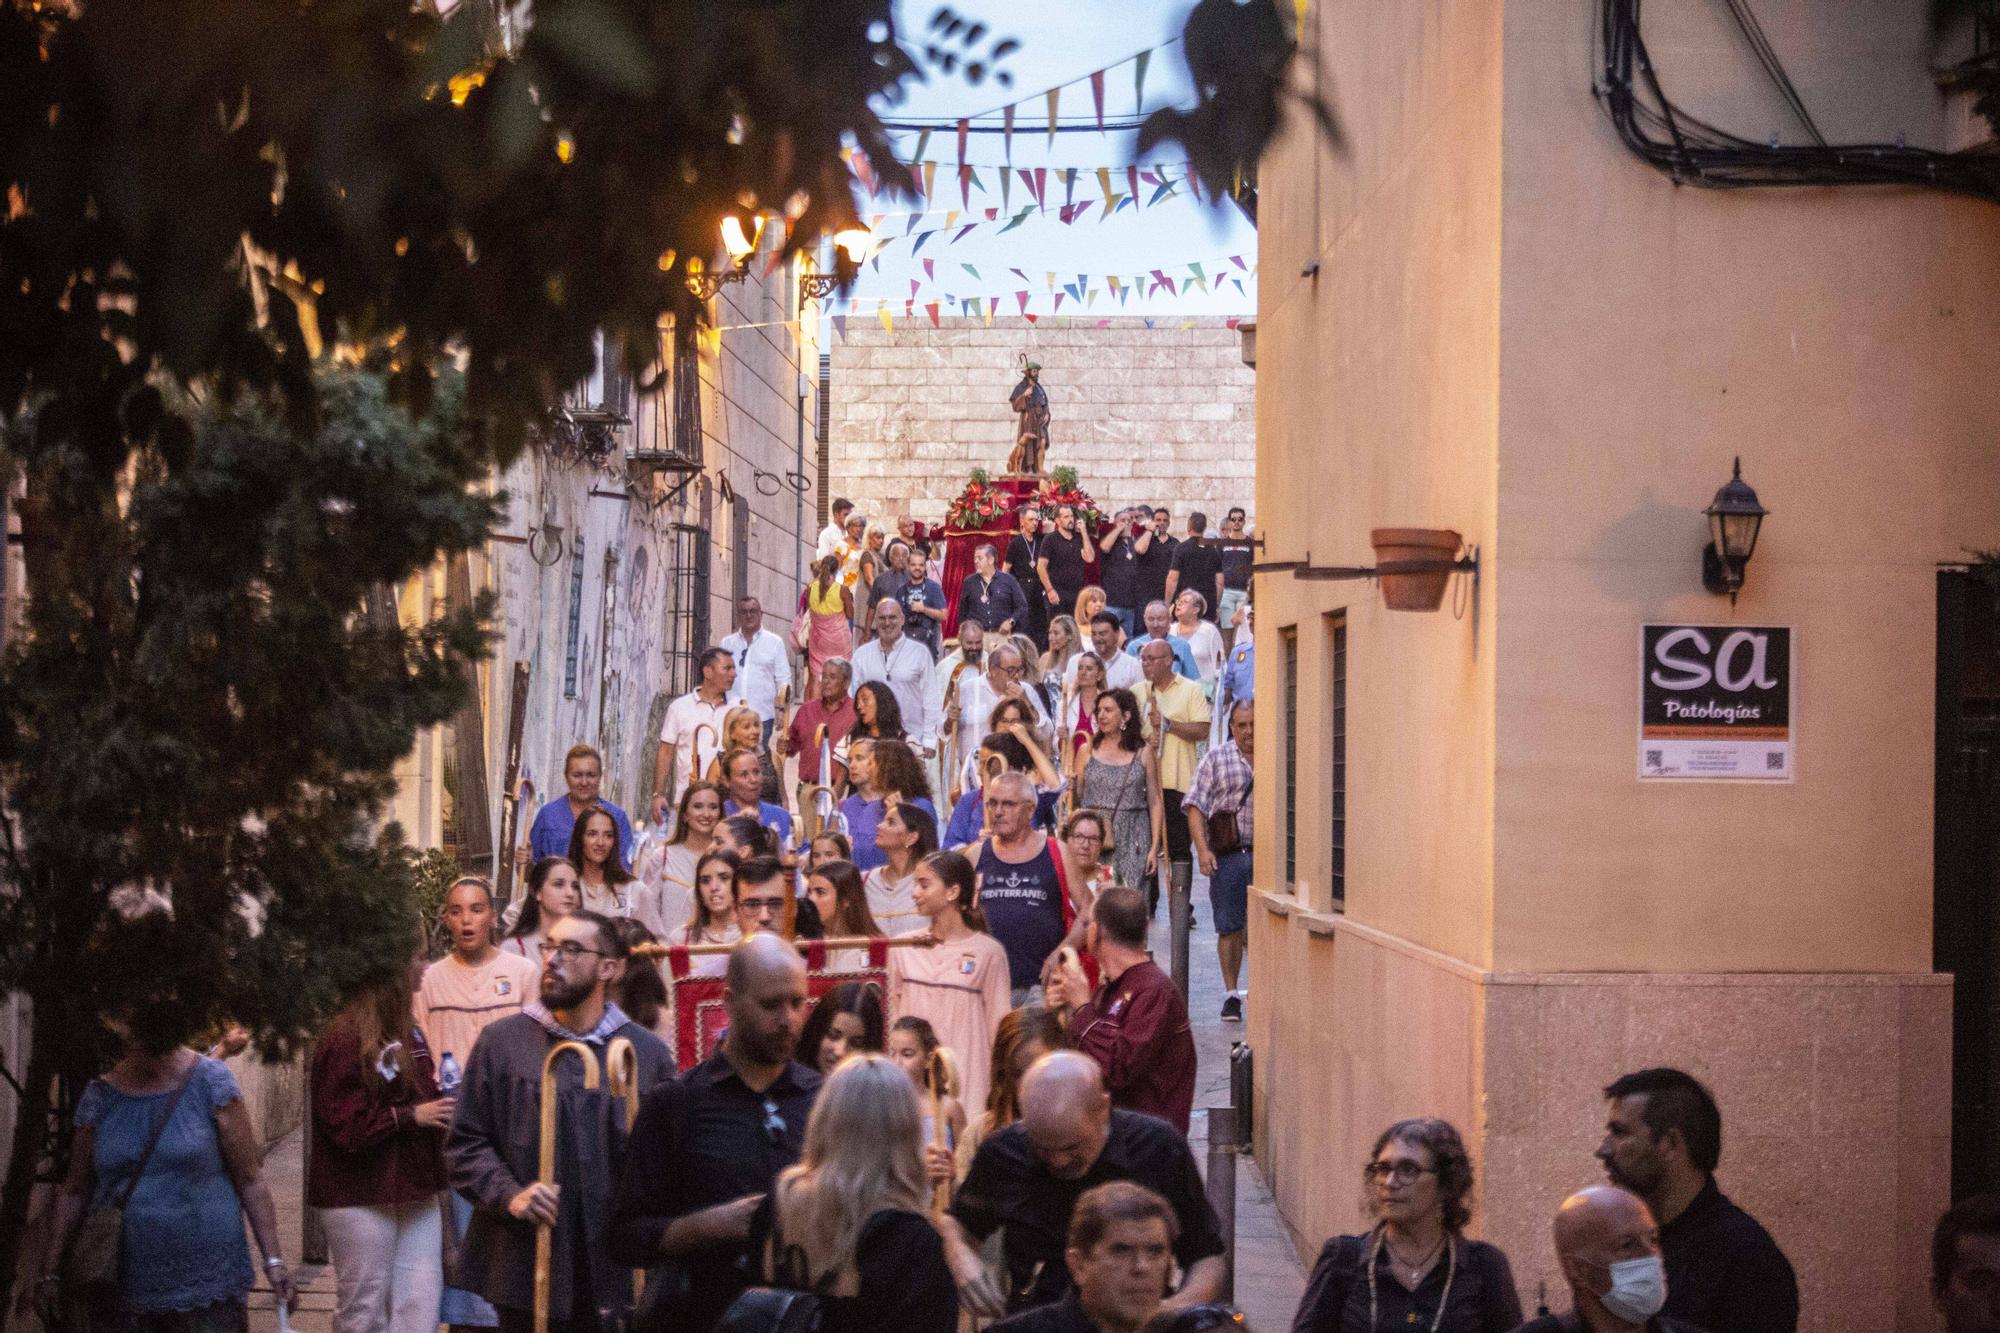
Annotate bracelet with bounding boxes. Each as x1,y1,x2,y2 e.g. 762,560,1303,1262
265,1256,287,1271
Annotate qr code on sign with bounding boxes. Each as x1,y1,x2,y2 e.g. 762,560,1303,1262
1645,749,1663,768
1766,751,1785,771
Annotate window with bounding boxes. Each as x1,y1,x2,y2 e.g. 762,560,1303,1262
731,492,751,605
1328,613,1347,908
632,320,704,470
1282,626,1298,886
663,521,711,699
816,352,832,527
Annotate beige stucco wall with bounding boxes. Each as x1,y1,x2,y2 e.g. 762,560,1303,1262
1252,2,1998,1329
828,317,1254,529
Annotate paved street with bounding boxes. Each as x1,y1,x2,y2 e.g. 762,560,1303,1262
250,891,1306,1332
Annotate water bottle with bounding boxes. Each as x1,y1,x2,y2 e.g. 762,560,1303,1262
438,1051,462,1098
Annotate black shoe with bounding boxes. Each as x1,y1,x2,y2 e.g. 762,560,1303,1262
1220,995,1242,1022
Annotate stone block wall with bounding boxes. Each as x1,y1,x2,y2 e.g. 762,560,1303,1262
828,317,1255,528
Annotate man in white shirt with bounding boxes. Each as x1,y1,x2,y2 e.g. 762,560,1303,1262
931,619,986,798
849,599,936,755
1064,610,1143,692
952,640,1049,787
815,497,855,562
652,648,739,823
717,596,792,744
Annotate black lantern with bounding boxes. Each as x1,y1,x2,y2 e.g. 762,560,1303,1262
1701,457,1768,604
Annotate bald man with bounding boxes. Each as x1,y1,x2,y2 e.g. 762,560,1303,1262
1510,1186,1703,1333
612,934,819,1330
943,1052,1226,1320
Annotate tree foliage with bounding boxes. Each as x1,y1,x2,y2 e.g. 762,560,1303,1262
0,0,1323,1288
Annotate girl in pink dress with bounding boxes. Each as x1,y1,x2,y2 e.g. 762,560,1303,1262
886,850,1012,1117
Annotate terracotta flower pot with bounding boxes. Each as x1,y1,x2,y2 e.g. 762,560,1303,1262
1370,528,1463,612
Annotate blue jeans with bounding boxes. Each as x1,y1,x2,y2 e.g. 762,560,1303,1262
1107,605,1141,637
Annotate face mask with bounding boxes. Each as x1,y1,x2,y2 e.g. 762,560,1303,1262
1600,1256,1667,1323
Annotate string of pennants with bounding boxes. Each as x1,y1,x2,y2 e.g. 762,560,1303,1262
821,256,1258,331
842,160,1246,249
832,311,1247,338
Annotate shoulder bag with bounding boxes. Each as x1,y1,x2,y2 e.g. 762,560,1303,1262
61,1068,198,1302
1206,774,1251,856
711,1197,833,1333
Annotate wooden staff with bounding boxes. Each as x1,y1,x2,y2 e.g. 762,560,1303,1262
977,752,1006,837
690,721,719,798
941,660,971,805
535,1040,602,1333
603,1038,645,1302
773,685,793,813
663,933,938,958
925,1049,952,1217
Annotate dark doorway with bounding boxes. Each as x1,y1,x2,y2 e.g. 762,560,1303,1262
1937,569,2000,1199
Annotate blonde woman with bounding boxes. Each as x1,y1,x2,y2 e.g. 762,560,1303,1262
1072,584,1107,634
1040,614,1082,684
1007,632,1054,716
706,705,780,804
748,1055,957,1332
632,782,720,939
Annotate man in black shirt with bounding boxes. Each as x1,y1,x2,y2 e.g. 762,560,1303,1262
960,543,1032,637
1006,505,1047,647
1036,504,1091,624
943,1052,1225,1321
1164,512,1222,625
1132,509,1176,611
1511,1185,1709,1333
1095,508,1151,638
1215,508,1253,646
610,933,820,1332
1595,1068,1797,1333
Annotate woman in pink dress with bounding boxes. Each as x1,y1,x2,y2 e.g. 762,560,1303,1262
886,849,1012,1117
802,554,855,694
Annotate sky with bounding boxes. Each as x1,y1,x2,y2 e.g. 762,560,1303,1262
832,0,1260,324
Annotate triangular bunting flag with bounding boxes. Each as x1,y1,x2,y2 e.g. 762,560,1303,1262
1063,167,1078,205
1225,317,1240,330
922,162,937,199
1001,168,1011,212
1134,50,1151,112
1033,168,1047,207
1087,288,1100,307
833,314,849,340
1053,293,1065,312
944,211,959,229
959,164,973,208
1010,268,1030,284
953,225,978,244
1127,166,1140,203
962,264,981,279
1024,312,1038,324
910,279,922,298
1017,291,1030,315
912,230,935,255
912,128,933,164
925,302,940,328
998,208,1032,234
1230,254,1249,270
1090,69,1106,129
1107,276,1123,299
956,118,969,169
879,307,893,332
1046,89,1060,146
922,259,935,281
1045,271,1057,292
1097,167,1114,206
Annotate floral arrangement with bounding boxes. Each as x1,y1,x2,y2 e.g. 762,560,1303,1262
945,470,1014,529
1036,466,1108,530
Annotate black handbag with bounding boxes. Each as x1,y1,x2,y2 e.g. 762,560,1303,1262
712,1202,830,1333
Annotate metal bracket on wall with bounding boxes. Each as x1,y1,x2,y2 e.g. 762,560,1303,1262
1250,548,1482,581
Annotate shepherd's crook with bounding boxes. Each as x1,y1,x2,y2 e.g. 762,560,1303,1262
535,1040,602,1333
604,1037,646,1302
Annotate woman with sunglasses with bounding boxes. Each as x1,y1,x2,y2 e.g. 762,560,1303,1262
1292,1118,1522,1332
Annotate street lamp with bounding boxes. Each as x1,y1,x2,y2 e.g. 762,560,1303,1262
1700,457,1768,604
799,227,871,305
688,213,763,301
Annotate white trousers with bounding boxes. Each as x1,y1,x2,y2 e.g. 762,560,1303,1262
320,1199,445,1333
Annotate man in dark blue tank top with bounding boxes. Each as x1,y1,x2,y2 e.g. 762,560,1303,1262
976,771,1069,1001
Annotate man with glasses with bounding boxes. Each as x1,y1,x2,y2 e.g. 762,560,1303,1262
731,855,793,938
612,932,820,1332
448,912,672,1333
975,771,1072,1004
718,597,791,748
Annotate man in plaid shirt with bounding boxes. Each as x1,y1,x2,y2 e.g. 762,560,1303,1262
1184,700,1254,1021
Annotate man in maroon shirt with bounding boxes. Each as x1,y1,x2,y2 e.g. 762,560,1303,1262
778,656,856,838
1045,885,1196,1134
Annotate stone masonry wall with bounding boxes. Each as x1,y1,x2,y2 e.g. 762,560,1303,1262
828,316,1254,528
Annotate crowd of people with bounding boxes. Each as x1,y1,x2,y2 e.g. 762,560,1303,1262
30,492,2000,1333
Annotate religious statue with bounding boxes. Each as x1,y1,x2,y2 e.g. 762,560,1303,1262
1006,356,1052,476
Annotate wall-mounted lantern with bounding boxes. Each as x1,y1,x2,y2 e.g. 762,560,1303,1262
1700,457,1768,605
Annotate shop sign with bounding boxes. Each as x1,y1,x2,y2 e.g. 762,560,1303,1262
1639,624,1793,782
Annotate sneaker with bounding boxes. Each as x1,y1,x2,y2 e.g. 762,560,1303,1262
1220,994,1243,1022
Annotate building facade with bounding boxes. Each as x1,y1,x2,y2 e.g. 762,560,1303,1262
1250,4,2000,1329
389,261,820,861
828,316,1254,528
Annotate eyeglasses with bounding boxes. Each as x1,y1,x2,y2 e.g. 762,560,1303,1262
539,941,609,963
739,896,786,914
1364,1161,1438,1185
761,1098,787,1146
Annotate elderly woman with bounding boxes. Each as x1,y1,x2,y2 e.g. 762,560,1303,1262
1292,1118,1523,1333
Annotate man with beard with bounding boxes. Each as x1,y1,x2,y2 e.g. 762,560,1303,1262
611,933,819,1331
942,1053,1224,1321
1595,1068,1796,1333
448,913,672,1333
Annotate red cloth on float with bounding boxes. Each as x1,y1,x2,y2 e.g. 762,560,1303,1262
666,938,891,1072
939,477,1101,638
